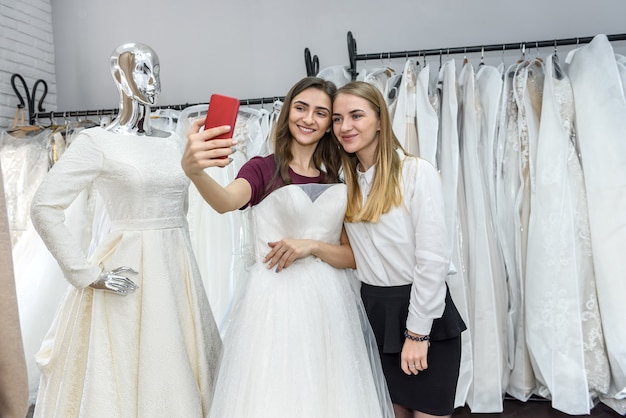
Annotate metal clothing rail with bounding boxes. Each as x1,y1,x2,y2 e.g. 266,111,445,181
345,30,626,79
31,96,285,123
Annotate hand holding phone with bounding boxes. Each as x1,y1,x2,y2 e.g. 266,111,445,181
204,94,240,139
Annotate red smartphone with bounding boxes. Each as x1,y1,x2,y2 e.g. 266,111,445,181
204,93,240,139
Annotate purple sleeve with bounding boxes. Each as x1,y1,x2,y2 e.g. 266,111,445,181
236,155,277,207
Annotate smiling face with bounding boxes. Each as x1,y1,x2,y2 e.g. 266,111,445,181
287,87,332,148
332,92,380,168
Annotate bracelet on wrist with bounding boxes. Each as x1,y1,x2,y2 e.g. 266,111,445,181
404,329,430,342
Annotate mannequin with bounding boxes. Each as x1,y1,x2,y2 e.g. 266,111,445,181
30,42,222,417
92,43,166,293
105,42,168,137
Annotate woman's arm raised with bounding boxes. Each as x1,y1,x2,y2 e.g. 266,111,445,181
181,117,252,213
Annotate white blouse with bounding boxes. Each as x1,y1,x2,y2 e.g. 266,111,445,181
344,154,450,335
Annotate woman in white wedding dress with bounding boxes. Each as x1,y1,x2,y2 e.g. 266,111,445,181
182,76,393,418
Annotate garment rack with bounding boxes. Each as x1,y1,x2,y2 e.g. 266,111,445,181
344,30,626,79
28,95,286,125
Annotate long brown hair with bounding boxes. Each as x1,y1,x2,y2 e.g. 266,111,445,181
333,81,405,223
270,77,340,187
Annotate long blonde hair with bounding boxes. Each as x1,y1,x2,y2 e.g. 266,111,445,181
333,81,406,223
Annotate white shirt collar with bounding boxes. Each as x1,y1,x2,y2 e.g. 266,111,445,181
357,163,376,197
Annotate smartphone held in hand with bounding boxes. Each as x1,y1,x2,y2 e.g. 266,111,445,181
204,94,240,139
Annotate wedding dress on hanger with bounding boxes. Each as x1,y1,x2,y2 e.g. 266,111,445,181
178,104,248,329
566,34,626,415
436,58,473,409
475,66,507,347
316,65,352,88
525,51,610,415
414,64,438,166
506,56,541,401
0,128,64,405
0,129,50,246
458,61,508,413
391,59,419,155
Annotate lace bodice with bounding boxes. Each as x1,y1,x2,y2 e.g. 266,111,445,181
30,127,189,287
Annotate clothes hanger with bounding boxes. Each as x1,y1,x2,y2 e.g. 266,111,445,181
552,40,564,80
304,48,320,76
384,52,396,76
7,106,42,136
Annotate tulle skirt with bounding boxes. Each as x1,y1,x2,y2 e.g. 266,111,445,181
210,257,393,418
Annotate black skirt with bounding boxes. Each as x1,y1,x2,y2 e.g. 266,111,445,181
360,283,466,415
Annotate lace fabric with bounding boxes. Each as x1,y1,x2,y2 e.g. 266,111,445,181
525,53,610,414
0,129,51,246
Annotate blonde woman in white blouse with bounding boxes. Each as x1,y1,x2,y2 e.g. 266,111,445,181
332,81,466,418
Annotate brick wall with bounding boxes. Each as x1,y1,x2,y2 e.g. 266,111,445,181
0,0,56,130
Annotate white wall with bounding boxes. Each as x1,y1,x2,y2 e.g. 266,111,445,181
0,0,56,129
26,0,626,114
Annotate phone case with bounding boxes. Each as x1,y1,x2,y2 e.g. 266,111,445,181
204,93,240,139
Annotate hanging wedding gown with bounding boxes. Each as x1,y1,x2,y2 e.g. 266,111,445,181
180,104,271,328
525,52,610,415
209,183,393,418
458,61,508,413
475,66,507,365
0,129,67,405
436,58,473,408
566,34,626,414
415,64,438,166
505,58,542,401
0,129,50,246
0,157,29,418
30,127,222,417
392,59,420,155
317,65,352,89
476,64,503,221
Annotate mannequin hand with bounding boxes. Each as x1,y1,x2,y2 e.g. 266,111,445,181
90,266,139,295
181,117,236,177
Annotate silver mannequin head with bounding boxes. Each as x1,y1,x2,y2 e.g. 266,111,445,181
106,42,168,137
